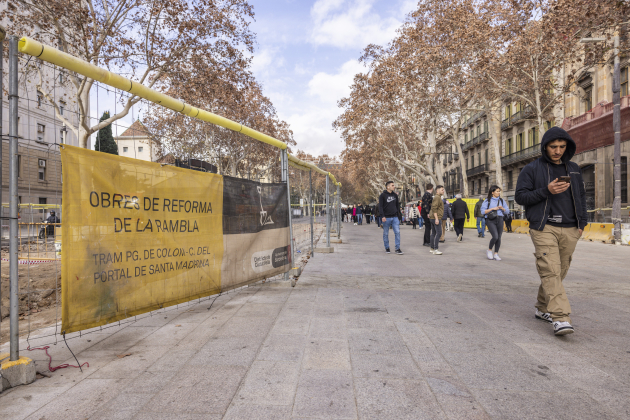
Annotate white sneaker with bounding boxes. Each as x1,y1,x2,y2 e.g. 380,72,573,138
553,321,574,336
457,234,462,242
487,250,494,260
430,248,435,254
535,310,553,323
494,254,501,261
433,250,443,255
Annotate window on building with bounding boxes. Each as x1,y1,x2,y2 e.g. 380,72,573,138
37,92,43,108
465,132,468,142
37,123,46,142
622,67,628,97
38,159,47,181
477,125,481,137
485,149,489,166
471,181,475,194
508,170,513,186
59,101,65,116
59,129,65,144
544,120,555,131
138,146,143,152
584,87,593,112
505,104,512,119
471,155,475,168
529,127,538,147
484,120,488,133
515,102,523,112
123,146,128,152
516,133,524,152
622,156,628,203
477,152,481,167
506,138,512,155
39,197,47,205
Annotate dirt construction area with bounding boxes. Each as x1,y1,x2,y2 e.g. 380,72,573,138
0,250,61,345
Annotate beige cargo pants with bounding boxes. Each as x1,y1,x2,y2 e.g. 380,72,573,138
529,225,580,323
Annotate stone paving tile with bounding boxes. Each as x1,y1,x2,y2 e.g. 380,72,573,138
223,403,293,420
354,377,446,420
213,315,276,338
293,370,356,419
23,378,130,420
471,389,616,420
347,328,409,355
351,353,422,380
234,361,301,406
147,365,247,414
302,339,351,370
308,317,347,340
88,345,171,379
133,413,221,420
257,334,307,362
188,336,262,366
0,385,67,420
271,315,312,336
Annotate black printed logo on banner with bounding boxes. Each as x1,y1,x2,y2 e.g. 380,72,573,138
223,177,289,235
272,246,290,268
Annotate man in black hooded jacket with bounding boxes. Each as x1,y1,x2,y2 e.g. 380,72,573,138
515,127,587,337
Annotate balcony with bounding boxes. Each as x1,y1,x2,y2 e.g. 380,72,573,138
461,140,474,151
466,163,490,177
448,155,453,163
501,144,542,167
478,131,489,143
562,96,630,131
460,111,486,129
501,106,534,131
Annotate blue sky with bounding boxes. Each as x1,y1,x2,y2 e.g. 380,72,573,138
247,0,417,157
89,0,416,157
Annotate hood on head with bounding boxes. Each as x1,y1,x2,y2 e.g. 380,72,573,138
540,127,576,163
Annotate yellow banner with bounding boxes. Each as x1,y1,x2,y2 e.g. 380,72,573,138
61,145,223,333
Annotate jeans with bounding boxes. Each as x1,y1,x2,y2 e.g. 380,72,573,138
357,214,363,224
377,217,381,227
486,216,504,252
430,220,442,250
418,217,423,228
476,217,486,236
454,218,465,237
382,217,400,250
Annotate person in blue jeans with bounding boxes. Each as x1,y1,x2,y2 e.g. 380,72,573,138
474,196,486,238
378,181,403,255
356,204,363,225
480,186,508,261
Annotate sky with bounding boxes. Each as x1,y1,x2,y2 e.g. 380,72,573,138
246,0,418,157
88,0,417,157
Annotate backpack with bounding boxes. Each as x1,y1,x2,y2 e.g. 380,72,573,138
421,192,432,213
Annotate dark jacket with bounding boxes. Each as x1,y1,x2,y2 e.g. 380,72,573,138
441,198,453,220
378,190,402,219
515,127,588,231
356,205,363,215
451,198,470,219
420,191,433,216
474,199,484,218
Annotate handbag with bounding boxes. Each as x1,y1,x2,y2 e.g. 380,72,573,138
486,198,504,220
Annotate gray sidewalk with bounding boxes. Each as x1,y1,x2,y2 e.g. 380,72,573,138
1,222,629,419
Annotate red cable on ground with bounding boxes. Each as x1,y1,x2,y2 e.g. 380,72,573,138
27,346,89,372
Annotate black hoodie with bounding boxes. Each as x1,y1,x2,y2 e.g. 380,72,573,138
514,127,587,231
378,190,401,219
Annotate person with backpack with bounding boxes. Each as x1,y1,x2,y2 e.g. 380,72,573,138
420,184,434,246
481,185,508,261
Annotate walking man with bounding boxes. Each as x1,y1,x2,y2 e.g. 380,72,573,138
421,184,434,246
430,185,445,255
515,127,587,336
474,196,486,238
356,204,363,225
379,181,403,255
451,194,470,242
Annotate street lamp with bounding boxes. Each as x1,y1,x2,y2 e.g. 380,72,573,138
580,33,622,244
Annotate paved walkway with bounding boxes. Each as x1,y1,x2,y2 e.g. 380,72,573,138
1,223,629,419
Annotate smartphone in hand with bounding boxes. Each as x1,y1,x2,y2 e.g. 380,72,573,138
558,176,571,183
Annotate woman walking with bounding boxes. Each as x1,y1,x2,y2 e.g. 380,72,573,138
481,185,508,261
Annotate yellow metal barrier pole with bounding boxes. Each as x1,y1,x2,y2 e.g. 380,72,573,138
18,37,288,151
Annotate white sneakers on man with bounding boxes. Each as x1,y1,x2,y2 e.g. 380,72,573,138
433,250,443,255
535,309,553,323
553,321,574,336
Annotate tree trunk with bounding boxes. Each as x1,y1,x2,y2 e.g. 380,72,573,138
488,106,504,191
